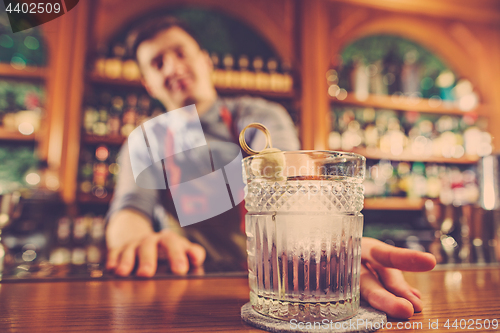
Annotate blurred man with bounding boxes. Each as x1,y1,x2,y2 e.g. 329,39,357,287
106,17,435,319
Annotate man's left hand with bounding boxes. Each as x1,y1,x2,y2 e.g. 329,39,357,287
360,237,437,319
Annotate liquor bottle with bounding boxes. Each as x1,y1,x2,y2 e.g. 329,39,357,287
136,94,151,126
78,146,93,193
386,161,401,197
72,216,89,266
380,117,407,156
122,60,141,81
462,169,479,204
93,45,107,77
92,108,109,136
92,162,109,198
435,70,455,101
397,162,412,197
87,215,105,265
457,204,473,263
222,54,237,88
107,149,120,190
411,162,427,198
257,58,271,91
2,91,18,130
210,53,223,87
420,74,436,99
93,145,110,194
138,94,151,112
281,61,294,93
267,58,279,92
449,167,465,205
363,160,377,198
401,50,421,95
121,94,138,136
107,96,123,136
79,168,93,194
49,217,72,265
0,96,4,127
364,124,378,148
238,55,254,90
368,60,387,95
350,57,369,100
104,58,122,79
426,164,441,199
253,56,267,91
440,205,458,264
150,106,164,119
382,47,402,95
104,43,126,79
340,120,363,151
83,107,99,134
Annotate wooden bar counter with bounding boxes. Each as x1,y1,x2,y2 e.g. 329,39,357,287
0,266,499,332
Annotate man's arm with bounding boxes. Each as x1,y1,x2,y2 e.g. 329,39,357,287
106,208,205,276
105,144,205,276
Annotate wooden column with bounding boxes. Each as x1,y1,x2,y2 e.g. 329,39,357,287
486,29,500,152
40,2,90,203
299,0,330,150
42,11,76,172
60,1,90,203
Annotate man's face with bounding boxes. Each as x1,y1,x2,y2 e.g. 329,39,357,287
137,27,214,110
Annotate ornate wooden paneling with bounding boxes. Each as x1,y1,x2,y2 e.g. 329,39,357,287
92,0,297,64
326,2,500,150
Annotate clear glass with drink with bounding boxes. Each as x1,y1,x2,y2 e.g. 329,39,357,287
243,150,365,322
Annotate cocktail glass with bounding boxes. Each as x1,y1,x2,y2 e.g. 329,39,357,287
243,150,365,322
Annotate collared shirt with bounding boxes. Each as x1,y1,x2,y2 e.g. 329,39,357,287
108,96,300,267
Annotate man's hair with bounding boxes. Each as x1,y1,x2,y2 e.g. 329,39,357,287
128,16,201,61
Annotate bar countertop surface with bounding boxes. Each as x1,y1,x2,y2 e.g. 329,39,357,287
0,266,499,332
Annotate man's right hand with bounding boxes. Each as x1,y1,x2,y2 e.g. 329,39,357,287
106,209,206,277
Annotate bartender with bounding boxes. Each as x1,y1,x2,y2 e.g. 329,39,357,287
105,17,436,319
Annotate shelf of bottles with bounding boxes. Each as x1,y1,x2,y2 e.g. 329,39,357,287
329,35,483,113
0,19,46,140
328,35,490,210
78,143,120,203
79,87,167,202
82,55,294,202
332,106,485,211
91,52,294,98
0,18,47,193
82,90,163,142
0,80,45,140
48,215,106,273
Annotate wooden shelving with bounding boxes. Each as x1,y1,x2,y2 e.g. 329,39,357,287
0,128,36,142
347,147,480,164
215,87,295,99
88,74,295,99
88,74,143,88
364,197,424,210
0,64,46,80
331,93,489,116
82,134,126,145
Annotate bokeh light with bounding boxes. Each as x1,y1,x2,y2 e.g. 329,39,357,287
25,172,41,185
0,34,14,48
24,36,40,50
18,122,35,135
11,55,27,70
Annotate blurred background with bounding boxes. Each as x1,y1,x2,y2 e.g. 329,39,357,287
0,0,500,279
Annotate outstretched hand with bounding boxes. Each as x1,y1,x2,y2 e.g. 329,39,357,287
107,229,206,277
360,237,436,319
